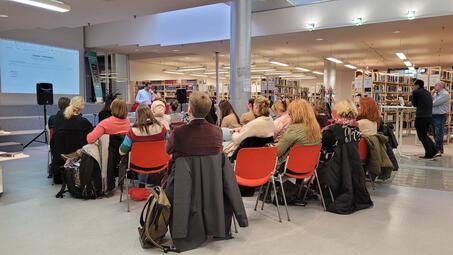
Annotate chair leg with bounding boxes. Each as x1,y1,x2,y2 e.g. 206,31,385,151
369,173,376,190
271,177,282,223
232,215,238,234
261,181,271,211
314,170,327,211
254,185,264,211
126,177,130,212
278,175,290,221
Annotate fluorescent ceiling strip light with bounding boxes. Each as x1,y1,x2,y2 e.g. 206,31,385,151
326,57,343,63
204,71,228,75
0,14,8,18
396,52,407,60
344,64,357,69
191,74,208,78
9,0,71,13
177,67,206,72
163,70,184,75
251,69,276,73
269,61,289,67
265,72,292,76
312,71,324,75
295,67,310,72
403,61,412,67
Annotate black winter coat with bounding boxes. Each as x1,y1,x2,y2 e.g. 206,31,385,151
318,124,373,214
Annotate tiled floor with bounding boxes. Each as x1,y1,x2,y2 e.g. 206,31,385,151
1,138,453,255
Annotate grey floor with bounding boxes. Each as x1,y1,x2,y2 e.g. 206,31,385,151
1,136,453,255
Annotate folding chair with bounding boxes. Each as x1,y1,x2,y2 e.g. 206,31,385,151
119,140,170,212
358,137,375,190
234,147,286,222
278,144,324,213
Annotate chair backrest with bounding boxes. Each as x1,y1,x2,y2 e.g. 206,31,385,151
234,147,277,185
285,144,322,177
129,140,170,173
358,137,368,162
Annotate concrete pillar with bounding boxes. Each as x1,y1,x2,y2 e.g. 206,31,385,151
215,51,220,103
335,70,355,102
230,0,252,115
324,59,336,104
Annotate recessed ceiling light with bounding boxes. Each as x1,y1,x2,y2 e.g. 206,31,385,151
403,61,412,67
326,57,343,64
344,64,357,69
295,67,310,72
9,0,71,13
304,23,316,31
352,17,363,26
312,71,324,75
172,49,180,52
406,10,416,20
396,52,407,60
315,38,324,41
191,74,208,78
269,61,289,67
163,70,184,75
0,14,8,18
392,30,401,34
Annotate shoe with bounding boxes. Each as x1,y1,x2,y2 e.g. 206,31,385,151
418,156,433,159
433,152,442,158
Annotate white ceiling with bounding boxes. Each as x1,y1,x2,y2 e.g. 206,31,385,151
98,15,453,73
0,0,225,31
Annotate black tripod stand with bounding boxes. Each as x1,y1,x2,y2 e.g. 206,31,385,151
24,104,49,149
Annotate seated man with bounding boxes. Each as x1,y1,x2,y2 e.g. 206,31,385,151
166,91,223,166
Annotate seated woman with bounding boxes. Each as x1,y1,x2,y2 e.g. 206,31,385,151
205,99,218,125
224,96,275,158
119,105,167,188
87,98,130,144
219,100,241,129
51,96,93,184
357,96,380,136
98,93,119,123
314,100,330,129
317,100,373,214
151,100,171,130
169,101,183,123
272,99,291,143
276,99,321,170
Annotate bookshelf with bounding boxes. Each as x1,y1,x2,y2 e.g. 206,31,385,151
132,79,199,102
371,72,413,106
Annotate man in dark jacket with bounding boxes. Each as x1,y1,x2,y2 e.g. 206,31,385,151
412,79,439,159
166,91,223,167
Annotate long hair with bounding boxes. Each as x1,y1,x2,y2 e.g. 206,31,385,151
288,99,321,142
254,96,271,117
357,96,380,123
219,100,240,125
134,105,161,134
64,96,85,119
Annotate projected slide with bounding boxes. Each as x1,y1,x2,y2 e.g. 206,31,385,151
0,38,79,94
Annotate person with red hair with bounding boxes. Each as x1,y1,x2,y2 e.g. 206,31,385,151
357,96,380,136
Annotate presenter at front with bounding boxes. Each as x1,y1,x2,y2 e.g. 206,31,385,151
135,83,156,106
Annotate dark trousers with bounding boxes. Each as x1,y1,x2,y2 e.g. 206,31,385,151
415,117,437,158
432,114,448,152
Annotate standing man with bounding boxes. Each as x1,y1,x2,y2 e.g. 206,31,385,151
412,79,439,159
432,81,451,154
135,83,156,106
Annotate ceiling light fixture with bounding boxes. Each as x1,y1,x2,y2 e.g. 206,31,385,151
315,38,324,41
305,23,316,31
269,61,289,67
352,17,363,26
251,69,277,73
406,10,416,20
396,52,407,60
163,70,184,75
9,0,71,13
204,71,229,75
344,64,357,69
312,71,324,75
326,57,343,64
392,30,401,34
191,74,208,78
0,14,8,18
403,61,412,67
265,72,292,76
177,66,206,72
295,67,310,72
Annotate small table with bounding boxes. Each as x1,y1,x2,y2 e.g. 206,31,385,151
380,105,416,157
0,152,30,195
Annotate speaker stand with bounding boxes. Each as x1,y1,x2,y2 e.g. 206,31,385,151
24,104,49,149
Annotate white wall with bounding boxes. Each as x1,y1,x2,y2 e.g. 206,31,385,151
0,27,85,105
334,70,355,102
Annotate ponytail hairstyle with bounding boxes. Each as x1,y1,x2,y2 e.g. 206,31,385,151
64,96,85,119
271,99,288,115
134,105,160,134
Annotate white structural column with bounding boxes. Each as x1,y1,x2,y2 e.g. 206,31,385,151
215,51,220,101
230,0,252,114
324,59,336,92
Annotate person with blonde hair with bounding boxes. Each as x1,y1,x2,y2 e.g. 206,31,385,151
50,96,93,184
276,99,321,166
151,99,171,130
87,98,130,144
119,105,167,187
272,99,291,142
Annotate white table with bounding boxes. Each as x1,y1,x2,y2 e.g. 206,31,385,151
380,105,416,157
0,152,30,195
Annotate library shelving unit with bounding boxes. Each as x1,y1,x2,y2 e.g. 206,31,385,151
132,79,199,102
257,77,308,101
371,72,413,106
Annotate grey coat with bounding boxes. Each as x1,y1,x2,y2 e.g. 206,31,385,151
165,153,248,252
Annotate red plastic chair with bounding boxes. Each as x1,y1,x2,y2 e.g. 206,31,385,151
234,147,287,222
358,137,375,190
279,144,325,212
120,140,170,212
